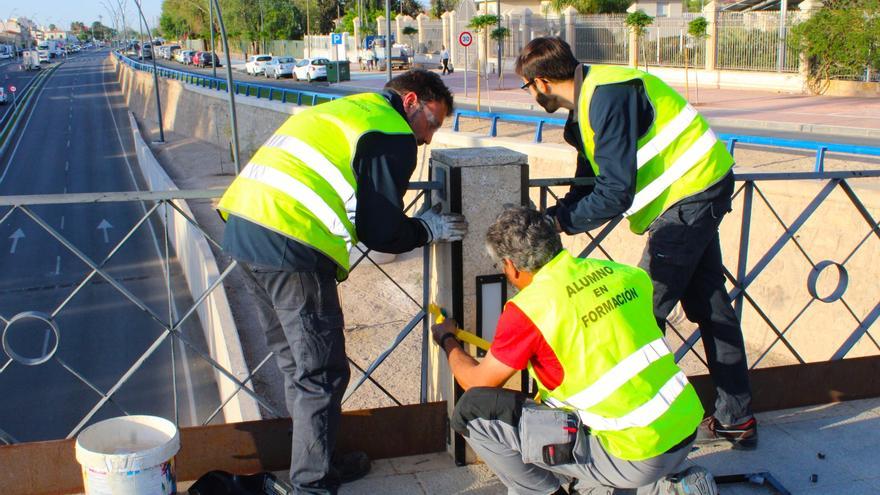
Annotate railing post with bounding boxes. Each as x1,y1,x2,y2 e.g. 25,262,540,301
534,121,545,143
815,146,827,172
427,147,529,466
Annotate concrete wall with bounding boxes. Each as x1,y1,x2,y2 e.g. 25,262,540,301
127,112,261,423
114,54,880,369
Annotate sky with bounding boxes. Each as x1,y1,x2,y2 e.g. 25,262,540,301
2,0,163,31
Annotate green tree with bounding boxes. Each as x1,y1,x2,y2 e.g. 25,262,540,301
625,10,653,70
490,26,510,86
685,16,708,101
402,25,418,52
790,0,880,94
468,14,498,110
549,0,631,14
430,0,457,18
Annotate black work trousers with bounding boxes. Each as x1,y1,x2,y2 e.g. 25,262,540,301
638,173,753,425
242,262,350,495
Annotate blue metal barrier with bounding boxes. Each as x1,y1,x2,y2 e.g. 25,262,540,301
452,109,880,172
453,109,567,143
115,52,339,107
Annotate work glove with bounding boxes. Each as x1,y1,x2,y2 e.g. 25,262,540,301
418,204,468,243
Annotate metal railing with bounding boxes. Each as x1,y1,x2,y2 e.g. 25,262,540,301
0,181,441,444
716,11,800,73
573,14,630,65
115,52,341,107
530,169,880,371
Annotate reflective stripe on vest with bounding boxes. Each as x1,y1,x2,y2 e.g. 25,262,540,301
510,251,703,460
577,65,733,234
217,93,413,280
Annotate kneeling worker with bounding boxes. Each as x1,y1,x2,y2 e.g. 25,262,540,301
432,207,717,495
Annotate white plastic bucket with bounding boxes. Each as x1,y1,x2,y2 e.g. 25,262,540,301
75,415,180,495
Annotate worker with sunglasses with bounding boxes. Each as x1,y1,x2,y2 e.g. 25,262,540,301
516,37,756,455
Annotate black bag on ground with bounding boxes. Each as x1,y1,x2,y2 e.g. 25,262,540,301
188,471,293,495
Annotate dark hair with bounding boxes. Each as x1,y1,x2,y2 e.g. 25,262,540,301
486,207,562,272
515,37,579,82
384,69,454,116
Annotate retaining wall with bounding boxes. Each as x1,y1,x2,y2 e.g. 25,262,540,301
127,112,261,422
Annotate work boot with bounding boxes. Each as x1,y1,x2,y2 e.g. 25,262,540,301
662,466,718,495
696,416,758,450
330,451,371,483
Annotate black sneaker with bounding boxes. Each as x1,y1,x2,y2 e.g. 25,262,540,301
331,451,371,483
696,416,758,450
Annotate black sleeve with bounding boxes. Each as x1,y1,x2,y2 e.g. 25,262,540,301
353,132,430,253
557,112,596,209
554,83,640,234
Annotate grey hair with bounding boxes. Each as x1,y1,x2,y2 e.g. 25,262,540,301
485,207,562,272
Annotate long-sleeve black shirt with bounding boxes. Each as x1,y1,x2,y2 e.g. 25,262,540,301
550,65,725,234
222,90,429,272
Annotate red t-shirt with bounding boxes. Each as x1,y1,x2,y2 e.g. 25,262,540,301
489,302,564,390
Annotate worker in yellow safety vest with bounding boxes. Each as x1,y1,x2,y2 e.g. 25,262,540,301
433,207,718,495
513,37,756,452
218,70,466,494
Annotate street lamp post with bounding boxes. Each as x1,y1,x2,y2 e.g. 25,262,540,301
209,0,217,78
210,0,241,174
133,0,165,143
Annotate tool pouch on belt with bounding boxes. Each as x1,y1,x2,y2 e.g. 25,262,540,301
519,400,578,466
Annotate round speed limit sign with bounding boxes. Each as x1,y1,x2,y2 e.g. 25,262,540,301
459,31,473,47
9,85,16,93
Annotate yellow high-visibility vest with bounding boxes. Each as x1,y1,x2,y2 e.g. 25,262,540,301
217,93,413,280
511,251,703,460
578,65,733,234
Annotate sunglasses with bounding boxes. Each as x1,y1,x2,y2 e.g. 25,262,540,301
520,79,536,92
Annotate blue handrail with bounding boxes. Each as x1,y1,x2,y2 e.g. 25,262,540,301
115,52,340,107
452,109,880,171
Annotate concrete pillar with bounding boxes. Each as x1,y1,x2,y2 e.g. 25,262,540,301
377,16,386,36
354,16,361,57
447,10,458,67
703,1,718,71
796,0,822,85
442,11,451,57
520,9,532,58
427,147,529,464
563,6,578,47
417,13,430,53
628,28,638,68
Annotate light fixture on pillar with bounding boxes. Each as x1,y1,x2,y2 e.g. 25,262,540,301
475,274,507,357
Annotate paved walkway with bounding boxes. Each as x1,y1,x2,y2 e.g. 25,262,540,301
171,397,880,494
339,68,880,138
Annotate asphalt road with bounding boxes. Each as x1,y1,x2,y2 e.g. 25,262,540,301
0,59,42,126
0,50,221,443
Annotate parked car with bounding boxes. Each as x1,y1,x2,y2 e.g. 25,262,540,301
191,51,203,66
176,50,196,64
244,54,272,76
164,44,181,60
264,56,296,79
197,51,221,68
293,58,329,82
139,44,153,59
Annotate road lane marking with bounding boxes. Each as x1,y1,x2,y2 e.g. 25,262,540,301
42,328,52,358
60,215,65,230
0,78,53,186
55,256,61,275
8,229,24,254
65,160,69,172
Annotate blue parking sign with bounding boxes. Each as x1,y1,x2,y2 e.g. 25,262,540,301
331,33,343,45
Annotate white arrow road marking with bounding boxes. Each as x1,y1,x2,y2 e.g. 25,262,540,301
8,229,24,254
97,219,113,243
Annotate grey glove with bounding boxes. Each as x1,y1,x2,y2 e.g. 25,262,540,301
418,204,468,243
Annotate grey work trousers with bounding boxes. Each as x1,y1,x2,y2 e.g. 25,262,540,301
638,173,753,425
242,263,350,495
452,388,694,495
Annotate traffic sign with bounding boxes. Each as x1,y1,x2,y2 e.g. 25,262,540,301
459,31,473,47
9,85,15,93
331,33,343,45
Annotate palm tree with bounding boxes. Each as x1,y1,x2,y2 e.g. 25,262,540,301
490,26,510,88
625,10,653,71
467,14,499,111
